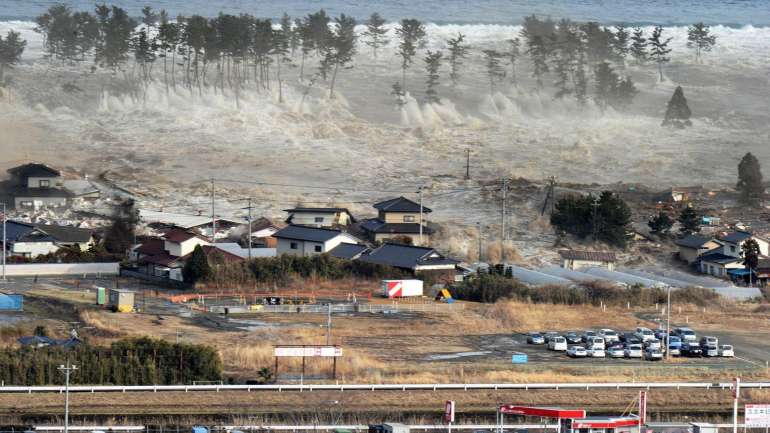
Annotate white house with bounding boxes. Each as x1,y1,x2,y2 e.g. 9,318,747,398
284,207,356,228
273,225,360,257
675,234,723,265
163,229,210,257
716,231,770,258
559,250,617,271
699,252,743,278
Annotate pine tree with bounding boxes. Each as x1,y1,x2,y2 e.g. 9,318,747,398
506,38,520,85
273,16,292,102
648,211,674,236
396,18,426,93
423,50,443,103
325,14,357,99
482,49,505,94
362,12,389,59
737,152,765,206
182,245,212,284
594,61,618,109
648,25,672,82
687,22,717,63
742,238,761,278
446,33,468,87
0,30,26,84
526,35,549,89
157,10,179,93
629,27,647,65
678,205,700,236
662,86,692,128
612,25,630,67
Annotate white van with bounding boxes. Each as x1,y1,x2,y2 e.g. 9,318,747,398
588,336,605,350
548,336,568,351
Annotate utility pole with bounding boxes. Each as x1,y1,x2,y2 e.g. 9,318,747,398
465,149,470,180
1,202,6,282
326,303,332,345
591,197,600,241
501,177,508,245
418,186,424,246
477,222,482,264
58,363,78,433
245,198,253,261
665,284,671,361
210,179,217,243
733,377,740,433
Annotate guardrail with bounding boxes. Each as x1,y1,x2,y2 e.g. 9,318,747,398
35,425,557,432
209,303,463,314
2,381,767,394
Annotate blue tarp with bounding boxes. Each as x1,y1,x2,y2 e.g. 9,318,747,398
727,269,754,276
0,294,23,311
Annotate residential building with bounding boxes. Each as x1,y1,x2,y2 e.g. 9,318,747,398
3,221,58,258
34,224,94,251
139,209,243,239
675,235,722,265
360,196,433,246
699,252,743,278
247,217,283,247
4,163,72,209
163,229,211,257
358,242,460,282
328,243,369,260
559,250,617,271
284,207,356,228
716,231,770,258
273,225,360,257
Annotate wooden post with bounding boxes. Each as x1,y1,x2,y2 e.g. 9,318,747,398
333,353,337,380
274,356,278,381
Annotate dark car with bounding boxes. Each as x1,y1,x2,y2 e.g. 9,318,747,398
682,342,703,357
620,332,637,343
565,332,582,344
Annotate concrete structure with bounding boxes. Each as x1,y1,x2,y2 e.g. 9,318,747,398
676,235,722,265
284,208,355,228
361,197,433,246
274,225,360,257
559,250,617,271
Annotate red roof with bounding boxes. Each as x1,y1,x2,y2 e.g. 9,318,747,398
135,238,166,256
140,253,181,267
499,406,586,419
178,245,244,264
572,417,640,429
164,229,207,243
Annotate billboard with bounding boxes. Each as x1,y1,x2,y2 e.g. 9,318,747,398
745,404,770,427
274,346,343,357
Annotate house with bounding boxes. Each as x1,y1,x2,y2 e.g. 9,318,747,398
4,163,72,209
654,186,704,204
284,207,355,228
213,242,276,259
34,224,94,251
3,221,58,258
138,209,243,239
753,259,770,287
163,229,210,257
559,250,617,271
716,231,770,258
273,225,360,257
675,234,722,265
358,242,460,282
247,217,283,248
360,196,433,246
328,243,369,260
699,252,743,278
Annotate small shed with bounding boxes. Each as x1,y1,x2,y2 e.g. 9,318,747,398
108,289,135,313
559,250,617,271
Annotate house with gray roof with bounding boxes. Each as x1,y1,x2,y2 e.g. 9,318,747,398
675,234,723,265
716,230,769,258
3,163,72,210
284,207,356,228
273,225,361,257
360,196,433,246
359,243,459,277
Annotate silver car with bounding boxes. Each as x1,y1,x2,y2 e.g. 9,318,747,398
625,344,643,358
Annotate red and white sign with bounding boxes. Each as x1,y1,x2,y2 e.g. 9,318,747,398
499,406,586,419
639,391,647,426
733,377,741,399
746,404,770,427
572,418,640,429
445,400,455,423
383,280,423,298
274,346,342,357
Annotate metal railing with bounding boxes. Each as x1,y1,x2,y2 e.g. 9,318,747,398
209,303,463,314
1,381,766,394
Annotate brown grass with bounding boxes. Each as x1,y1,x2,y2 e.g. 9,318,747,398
484,300,650,332
79,309,124,336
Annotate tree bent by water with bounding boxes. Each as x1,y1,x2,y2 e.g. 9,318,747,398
0,30,26,86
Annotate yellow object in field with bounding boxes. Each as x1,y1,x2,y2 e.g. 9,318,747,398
249,304,264,311
116,305,133,313
440,289,452,299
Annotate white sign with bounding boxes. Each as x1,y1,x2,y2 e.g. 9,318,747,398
746,404,770,427
274,346,343,357
445,400,455,423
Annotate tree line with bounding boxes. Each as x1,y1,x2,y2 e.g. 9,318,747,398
20,4,719,110
0,337,222,385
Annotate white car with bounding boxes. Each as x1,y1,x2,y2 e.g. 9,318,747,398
587,348,606,358
548,336,568,351
567,346,588,358
703,345,720,357
645,339,662,350
719,345,735,357
635,327,655,342
644,348,663,361
598,329,620,343
625,344,643,358
608,346,625,358
587,336,606,351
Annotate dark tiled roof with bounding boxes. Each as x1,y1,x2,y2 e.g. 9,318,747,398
284,207,352,214
4,221,55,243
360,243,458,270
558,250,617,262
699,252,741,265
328,243,369,260
360,219,433,235
164,229,207,243
757,258,770,270
373,196,432,213
675,234,715,249
273,225,349,242
718,231,753,244
10,186,73,198
35,224,93,243
8,163,61,178
135,238,166,256
180,245,244,263
140,253,182,267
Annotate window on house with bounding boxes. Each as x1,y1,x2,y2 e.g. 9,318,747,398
39,180,50,188
403,215,415,222
20,201,33,207
315,217,324,223
314,245,322,253
290,242,298,250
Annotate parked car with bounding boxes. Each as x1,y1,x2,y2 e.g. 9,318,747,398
587,347,606,358
565,332,582,344
654,328,668,340
674,327,697,342
719,344,735,357
544,331,560,343
608,345,625,358
625,344,643,358
644,348,663,361
635,327,655,342
587,336,606,350
682,342,702,357
700,336,718,348
620,332,636,343
567,346,588,358
598,329,620,343
668,336,682,356
548,336,568,351
645,339,662,350
703,345,720,357
581,330,597,343
527,332,546,345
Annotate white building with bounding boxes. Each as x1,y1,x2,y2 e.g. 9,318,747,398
273,225,360,257
284,207,356,228
559,250,617,271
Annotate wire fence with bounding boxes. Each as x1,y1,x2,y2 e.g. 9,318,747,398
207,303,463,314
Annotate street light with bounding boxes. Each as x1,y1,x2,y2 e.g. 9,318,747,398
58,363,78,433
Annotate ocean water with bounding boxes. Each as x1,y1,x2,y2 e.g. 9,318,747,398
1,0,770,26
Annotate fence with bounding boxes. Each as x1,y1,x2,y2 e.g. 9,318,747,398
208,302,463,314
120,269,190,290
3,263,119,277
